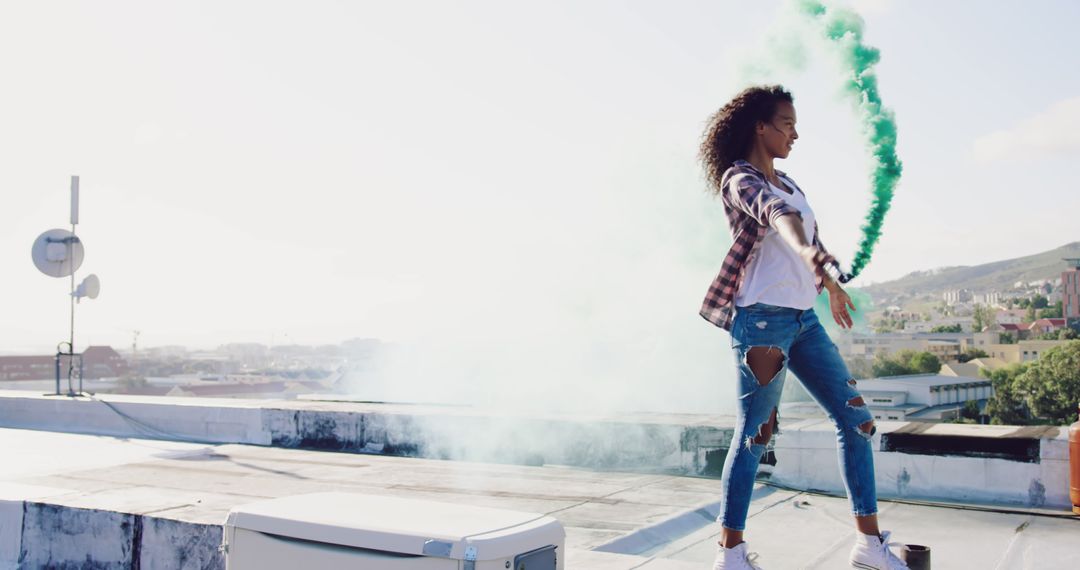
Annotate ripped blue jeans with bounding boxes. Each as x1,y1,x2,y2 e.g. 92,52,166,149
718,302,878,531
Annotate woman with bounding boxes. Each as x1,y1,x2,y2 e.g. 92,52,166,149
698,85,908,570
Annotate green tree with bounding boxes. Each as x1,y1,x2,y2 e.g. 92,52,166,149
909,351,942,374
931,324,962,333
958,348,989,363
972,303,997,332
872,316,907,334
1032,294,1049,309
960,399,981,421
1026,305,1037,323
999,332,1016,344
872,357,911,377
871,349,941,377
1037,301,1063,319
983,363,1032,425
972,304,987,332
1059,328,1079,340
1014,340,1080,425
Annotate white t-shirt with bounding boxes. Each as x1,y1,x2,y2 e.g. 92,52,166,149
733,177,818,310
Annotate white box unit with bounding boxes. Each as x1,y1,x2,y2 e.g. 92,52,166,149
222,492,565,569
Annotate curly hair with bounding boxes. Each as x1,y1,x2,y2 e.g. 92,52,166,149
699,85,793,196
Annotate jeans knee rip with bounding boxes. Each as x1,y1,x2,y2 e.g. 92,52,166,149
742,437,767,457
745,408,779,454
844,389,876,439
738,346,785,454
740,346,787,389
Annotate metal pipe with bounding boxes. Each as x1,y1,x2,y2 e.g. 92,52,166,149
901,544,930,570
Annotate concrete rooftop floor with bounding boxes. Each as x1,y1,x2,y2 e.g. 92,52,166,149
1,427,1078,569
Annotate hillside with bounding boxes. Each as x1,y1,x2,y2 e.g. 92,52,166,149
859,241,1080,307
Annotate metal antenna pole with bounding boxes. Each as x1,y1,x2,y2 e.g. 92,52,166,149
38,175,96,397
69,223,76,395
68,175,79,396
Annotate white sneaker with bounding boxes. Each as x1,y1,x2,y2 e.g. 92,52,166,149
712,541,764,570
849,530,909,569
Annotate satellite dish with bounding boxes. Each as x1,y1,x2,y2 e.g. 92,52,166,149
74,274,101,301
31,228,84,278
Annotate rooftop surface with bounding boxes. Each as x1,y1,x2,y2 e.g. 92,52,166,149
2,426,1078,569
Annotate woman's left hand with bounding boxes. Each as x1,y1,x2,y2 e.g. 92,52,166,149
828,285,856,329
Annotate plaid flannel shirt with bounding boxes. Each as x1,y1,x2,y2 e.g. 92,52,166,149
699,160,837,331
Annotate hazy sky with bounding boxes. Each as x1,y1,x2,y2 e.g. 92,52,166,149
2,0,1078,411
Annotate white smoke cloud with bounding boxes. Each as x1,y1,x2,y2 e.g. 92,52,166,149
836,0,895,16
972,96,1080,162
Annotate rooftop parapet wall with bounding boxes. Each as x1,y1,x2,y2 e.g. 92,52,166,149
0,390,732,476
0,390,1070,509
770,418,1068,509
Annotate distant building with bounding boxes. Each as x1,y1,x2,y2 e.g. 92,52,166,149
143,345,189,359
836,333,924,359
980,339,1073,363
1027,318,1068,336
81,346,129,379
925,339,962,361
994,309,1028,325
971,331,1003,348
0,346,128,381
972,292,1001,306
884,308,922,321
938,356,1007,377
163,380,327,399
835,328,1072,368
943,289,971,305
985,322,1028,339
939,362,983,378
1063,258,1080,320
0,355,53,381
837,331,979,362
783,374,993,421
986,318,1067,340
903,317,971,333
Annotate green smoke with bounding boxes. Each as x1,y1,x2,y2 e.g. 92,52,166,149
813,282,875,332
796,0,902,279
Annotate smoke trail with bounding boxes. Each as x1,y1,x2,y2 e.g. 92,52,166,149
795,0,902,278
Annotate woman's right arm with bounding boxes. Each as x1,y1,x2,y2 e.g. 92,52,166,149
773,213,837,281
776,213,855,327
